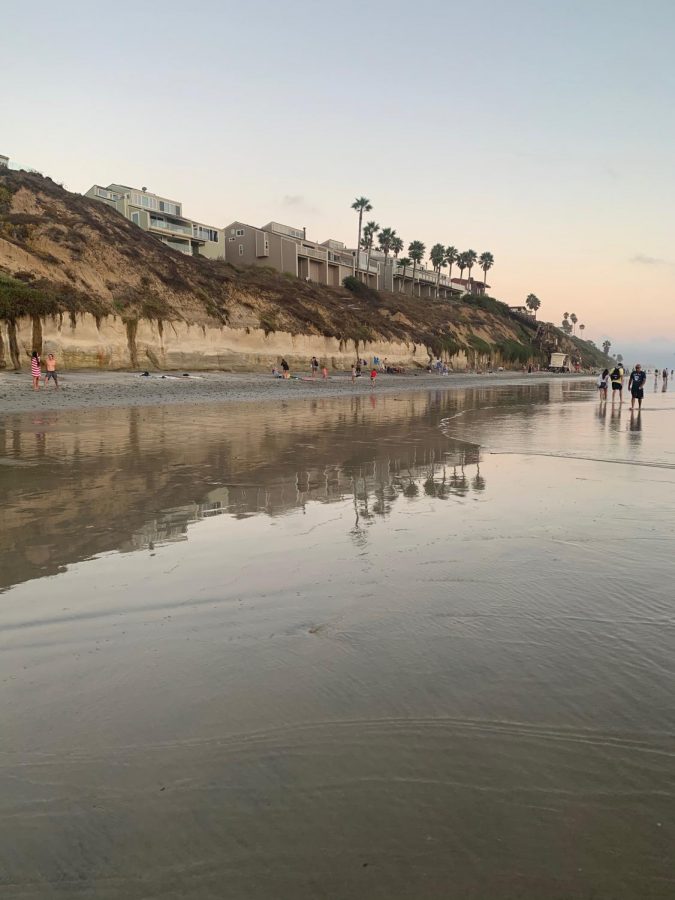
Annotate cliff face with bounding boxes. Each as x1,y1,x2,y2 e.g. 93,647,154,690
0,169,587,371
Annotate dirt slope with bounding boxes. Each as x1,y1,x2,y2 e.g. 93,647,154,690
0,169,603,370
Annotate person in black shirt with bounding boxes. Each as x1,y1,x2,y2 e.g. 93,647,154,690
628,363,646,410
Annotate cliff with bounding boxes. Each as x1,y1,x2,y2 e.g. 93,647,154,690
0,169,602,371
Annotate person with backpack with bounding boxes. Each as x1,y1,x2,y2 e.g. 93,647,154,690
609,363,624,402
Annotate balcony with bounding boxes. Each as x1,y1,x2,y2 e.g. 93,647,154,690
149,217,193,237
298,244,327,262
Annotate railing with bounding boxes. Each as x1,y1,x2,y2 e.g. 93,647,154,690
150,217,192,236
298,245,327,262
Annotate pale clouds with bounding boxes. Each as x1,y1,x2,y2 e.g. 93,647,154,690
630,253,674,267
281,194,319,215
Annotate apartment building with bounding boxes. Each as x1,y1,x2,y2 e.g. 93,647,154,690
372,254,460,299
85,183,224,259
0,154,8,168
450,277,489,296
223,220,377,287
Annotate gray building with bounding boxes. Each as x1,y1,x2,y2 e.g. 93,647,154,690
85,183,224,259
224,220,362,287
0,154,8,168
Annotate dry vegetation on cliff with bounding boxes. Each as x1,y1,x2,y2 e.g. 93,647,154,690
0,169,603,370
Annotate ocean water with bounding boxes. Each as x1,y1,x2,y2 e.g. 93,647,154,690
1,380,673,899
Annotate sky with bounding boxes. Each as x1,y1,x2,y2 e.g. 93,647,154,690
2,0,675,364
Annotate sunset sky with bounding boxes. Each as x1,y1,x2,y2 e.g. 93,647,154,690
3,0,674,363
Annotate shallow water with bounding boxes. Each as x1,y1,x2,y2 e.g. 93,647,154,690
1,380,674,899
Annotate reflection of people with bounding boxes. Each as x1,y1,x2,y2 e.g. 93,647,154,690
45,353,59,389
31,351,41,390
628,364,646,410
629,410,642,433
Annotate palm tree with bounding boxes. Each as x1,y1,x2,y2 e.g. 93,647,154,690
478,251,494,288
457,252,469,280
397,256,412,292
429,243,446,297
391,236,404,259
525,294,541,317
408,241,426,296
579,323,585,337
377,227,396,289
465,250,478,281
616,353,623,364
445,246,458,290
563,311,569,323
602,339,611,356
361,220,380,275
351,196,372,276
570,313,578,334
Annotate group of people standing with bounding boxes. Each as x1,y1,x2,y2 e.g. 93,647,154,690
597,363,656,410
30,351,59,390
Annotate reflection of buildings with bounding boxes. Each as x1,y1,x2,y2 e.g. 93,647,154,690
1,384,542,590
122,447,485,552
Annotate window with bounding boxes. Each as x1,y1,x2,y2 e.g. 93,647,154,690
239,244,244,256
131,211,140,225
236,228,245,236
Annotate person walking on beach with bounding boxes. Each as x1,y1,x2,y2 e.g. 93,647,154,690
44,353,59,390
310,356,319,378
281,358,290,379
628,363,646,410
351,364,356,384
30,350,41,390
597,368,609,401
370,367,377,387
321,364,328,380
610,363,623,402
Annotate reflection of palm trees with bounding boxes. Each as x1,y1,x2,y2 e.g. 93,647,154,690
471,465,486,492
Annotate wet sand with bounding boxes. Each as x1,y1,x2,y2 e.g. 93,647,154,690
1,381,674,899
0,368,588,414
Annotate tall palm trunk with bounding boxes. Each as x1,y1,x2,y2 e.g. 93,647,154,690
355,211,363,276
411,260,417,296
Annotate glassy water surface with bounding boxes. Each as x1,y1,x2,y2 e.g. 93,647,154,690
1,381,674,899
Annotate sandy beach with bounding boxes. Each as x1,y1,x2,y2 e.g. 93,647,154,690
2,380,674,898
0,368,591,414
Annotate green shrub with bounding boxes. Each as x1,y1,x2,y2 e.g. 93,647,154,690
467,334,492,355
343,275,379,302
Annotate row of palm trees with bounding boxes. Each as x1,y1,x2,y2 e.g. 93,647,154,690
351,197,494,297
561,311,585,337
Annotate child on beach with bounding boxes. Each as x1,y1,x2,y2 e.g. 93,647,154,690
30,351,41,390
321,365,328,380
44,353,59,389
370,367,377,386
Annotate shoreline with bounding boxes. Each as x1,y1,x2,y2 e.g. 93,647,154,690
0,370,593,415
